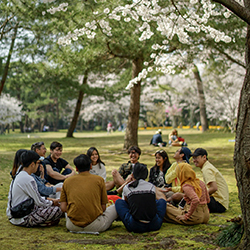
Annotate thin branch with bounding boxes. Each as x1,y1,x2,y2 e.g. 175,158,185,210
214,46,246,68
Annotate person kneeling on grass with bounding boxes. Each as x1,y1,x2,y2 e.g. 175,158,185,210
115,163,166,233
6,150,62,227
164,163,210,225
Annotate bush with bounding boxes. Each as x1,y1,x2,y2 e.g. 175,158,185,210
94,125,103,131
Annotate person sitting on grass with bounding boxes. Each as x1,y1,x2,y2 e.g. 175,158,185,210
60,154,118,233
169,129,187,146
105,146,142,193
150,129,167,147
11,149,62,199
31,142,62,199
192,148,229,213
149,150,171,188
7,150,62,227
164,163,210,225
43,141,76,185
87,147,107,182
156,147,192,204
115,163,166,233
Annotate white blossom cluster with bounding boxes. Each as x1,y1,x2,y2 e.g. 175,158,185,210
0,94,23,125
42,2,68,16
42,0,236,91
43,0,55,3
205,63,243,131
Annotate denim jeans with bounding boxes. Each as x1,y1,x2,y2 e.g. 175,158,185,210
115,198,166,233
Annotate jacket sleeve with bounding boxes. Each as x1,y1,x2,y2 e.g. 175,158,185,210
21,178,53,207
148,168,154,184
165,164,177,184
32,174,55,197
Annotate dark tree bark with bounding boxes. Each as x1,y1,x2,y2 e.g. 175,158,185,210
212,0,250,248
233,25,250,250
124,57,143,149
193,65,208,132
66,73,88,138
0,23,18,96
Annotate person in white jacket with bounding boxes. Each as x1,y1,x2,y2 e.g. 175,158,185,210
6,150,62,227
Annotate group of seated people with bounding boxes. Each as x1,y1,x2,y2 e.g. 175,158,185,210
6,141,229,233
150,129,187,147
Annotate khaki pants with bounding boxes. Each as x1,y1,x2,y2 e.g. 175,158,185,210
164,203,209,225
66,205,118,232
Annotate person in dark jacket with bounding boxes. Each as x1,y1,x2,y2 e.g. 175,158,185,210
150,129,167,147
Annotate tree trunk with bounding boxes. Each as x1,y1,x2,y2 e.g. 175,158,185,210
124,57,143,149
66,73,88,137
193,65,209,132
234,25,250,250
19,121,24,133
0,23,18,96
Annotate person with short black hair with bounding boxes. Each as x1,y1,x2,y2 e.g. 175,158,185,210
60,154,117,233
43,141,76,185
192,148,229,213
106,146,143,192
115,163,166,233
6,150,62,227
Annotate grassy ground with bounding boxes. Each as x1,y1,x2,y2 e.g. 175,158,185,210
0,128,239,250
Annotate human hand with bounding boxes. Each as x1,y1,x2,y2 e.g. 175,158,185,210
160,187,172,192
176,215,186,221
52,199,60,206
125,174,133,182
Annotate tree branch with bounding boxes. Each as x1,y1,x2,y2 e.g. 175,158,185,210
213,0,250,25
214,46,246,68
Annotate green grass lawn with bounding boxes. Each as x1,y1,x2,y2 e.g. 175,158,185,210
0,128,239,249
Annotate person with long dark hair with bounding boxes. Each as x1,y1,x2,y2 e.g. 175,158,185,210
11,149,62,199
115,163,166,233
7,150,62,227
87,147,106,181
10,149,27,178
148,150,171,188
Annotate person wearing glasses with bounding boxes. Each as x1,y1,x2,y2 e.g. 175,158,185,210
31,142,62,198
43,141,76,185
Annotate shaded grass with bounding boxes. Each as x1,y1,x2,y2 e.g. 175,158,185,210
0,129,239,249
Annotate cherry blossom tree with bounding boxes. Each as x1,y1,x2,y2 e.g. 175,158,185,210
0,93,23,133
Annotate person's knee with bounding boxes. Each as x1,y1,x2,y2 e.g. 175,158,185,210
62,168,72,175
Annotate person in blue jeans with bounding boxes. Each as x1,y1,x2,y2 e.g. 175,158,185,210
115,163,166,233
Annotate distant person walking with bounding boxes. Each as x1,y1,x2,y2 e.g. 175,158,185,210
107,122,113,134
